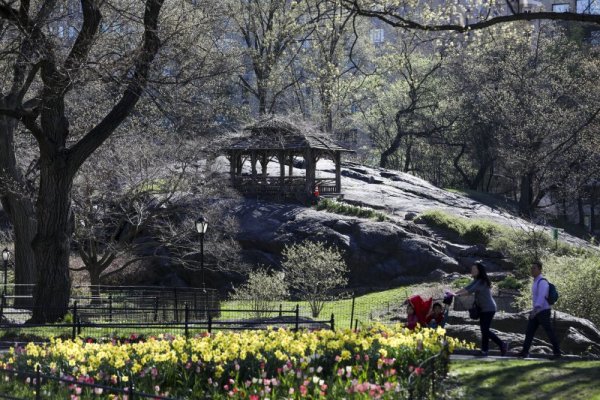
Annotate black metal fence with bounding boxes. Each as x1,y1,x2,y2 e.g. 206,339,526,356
407,342,451,400
0,283,521,345
0,366,175,400
0,302,334,346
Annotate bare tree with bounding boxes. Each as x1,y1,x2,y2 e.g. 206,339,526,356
0,0,165,322
72,134,243,297
228,0,315,115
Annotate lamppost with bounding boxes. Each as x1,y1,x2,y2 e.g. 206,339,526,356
195,216,209,291
2,248,10,304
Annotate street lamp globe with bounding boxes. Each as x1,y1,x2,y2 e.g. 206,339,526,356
2,248,10,262
195,216,208,235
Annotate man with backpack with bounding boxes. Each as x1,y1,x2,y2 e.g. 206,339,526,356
517,260,562,359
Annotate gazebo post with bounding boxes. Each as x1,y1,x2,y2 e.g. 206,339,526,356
229,151,236,184
304,148,316,197
335,151,341,193
261,152,268,181
235,154,243,174
251,151,258,180
289,153,294,177
279,151,286,195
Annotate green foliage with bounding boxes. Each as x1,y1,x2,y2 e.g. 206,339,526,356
451,277,472,289
231,268,289,318
488,227,588,278
497,275,524,291
282,241,348,318
316,198,388,221
517,254,600,327
415,210,501,245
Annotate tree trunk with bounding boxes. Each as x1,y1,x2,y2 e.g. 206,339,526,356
577,196,585,227
257,78,268,115
469,162,490,191
591,188,597,234
31,158,74,323
0,112,37,307
403,140,413,173
519,173,534,217
6,200,37,308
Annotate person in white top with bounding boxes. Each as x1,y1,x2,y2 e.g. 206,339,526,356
518,261,561,359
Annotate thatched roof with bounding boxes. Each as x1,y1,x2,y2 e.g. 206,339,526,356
226,117,353,153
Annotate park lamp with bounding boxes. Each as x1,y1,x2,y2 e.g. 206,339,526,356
195,216,208,235
2,248,10,262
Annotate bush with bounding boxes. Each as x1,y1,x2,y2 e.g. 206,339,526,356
231,268,289,318
315,199,387,221
488,227,588,278
415,210,501,245
517,254,600,327
452,277,472,289
497,275,524,291
282,241,348,318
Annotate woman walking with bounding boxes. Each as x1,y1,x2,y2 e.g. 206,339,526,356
453,261,508,357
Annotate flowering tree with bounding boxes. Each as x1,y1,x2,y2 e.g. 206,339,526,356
231,268,289,318
282,241,348,317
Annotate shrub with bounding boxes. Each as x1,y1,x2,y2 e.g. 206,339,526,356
488,227,588,278
463,221,501,245
315,199,387,221
497,275,524,291
231,268,289,318
415,210,501,245
452,277,472,289
282,241,348,318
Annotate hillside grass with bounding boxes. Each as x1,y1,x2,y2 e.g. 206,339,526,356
414,210,502,245
447,359,600,400
315,198,387,221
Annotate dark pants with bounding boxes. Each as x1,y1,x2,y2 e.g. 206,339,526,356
479,311,504,352
522,309,561,355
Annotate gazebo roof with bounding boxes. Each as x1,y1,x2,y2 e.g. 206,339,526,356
226,117,353,153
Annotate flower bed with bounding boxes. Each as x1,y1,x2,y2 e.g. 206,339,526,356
0,324,472,399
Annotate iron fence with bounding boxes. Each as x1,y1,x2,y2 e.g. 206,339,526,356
407,341,451,400
0,283,522,344
0,366,174,400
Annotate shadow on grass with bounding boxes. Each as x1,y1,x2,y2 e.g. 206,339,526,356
448,360,600,400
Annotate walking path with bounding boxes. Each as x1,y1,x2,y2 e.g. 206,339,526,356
451,349,589,361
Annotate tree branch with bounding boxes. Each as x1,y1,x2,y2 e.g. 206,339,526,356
343,1,600,32
68,0,165,174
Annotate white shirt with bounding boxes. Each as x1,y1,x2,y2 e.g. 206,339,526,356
532,274,551,315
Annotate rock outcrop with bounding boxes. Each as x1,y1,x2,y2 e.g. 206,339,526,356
220,156,594,287
235,202,461,285
444,311,600,357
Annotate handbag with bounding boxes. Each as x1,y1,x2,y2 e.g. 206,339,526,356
468,301,481,320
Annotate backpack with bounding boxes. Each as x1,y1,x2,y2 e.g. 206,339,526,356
539,278,559,305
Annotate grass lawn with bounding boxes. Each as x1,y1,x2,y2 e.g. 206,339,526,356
446,359,600,400
221,282,445,329
0,283,448,341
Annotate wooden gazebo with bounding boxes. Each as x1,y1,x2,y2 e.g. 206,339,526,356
225,118,353,199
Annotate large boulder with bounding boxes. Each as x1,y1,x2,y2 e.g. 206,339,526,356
234,200,461,285
446,311,600,357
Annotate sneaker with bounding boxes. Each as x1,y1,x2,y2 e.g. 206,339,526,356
476,350,489,357
500,342,509,357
